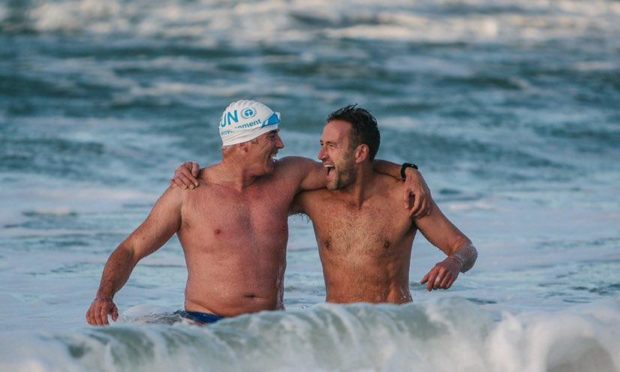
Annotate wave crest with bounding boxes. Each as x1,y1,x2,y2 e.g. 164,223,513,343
1,298,618,372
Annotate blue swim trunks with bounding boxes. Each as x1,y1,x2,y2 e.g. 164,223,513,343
176,310,224,325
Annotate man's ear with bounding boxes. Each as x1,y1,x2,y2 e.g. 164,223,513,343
354,144,370,163
238,142,250,153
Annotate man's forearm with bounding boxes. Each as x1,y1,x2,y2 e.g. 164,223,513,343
449,242,478,273
96,246,137,299
373,159,403,179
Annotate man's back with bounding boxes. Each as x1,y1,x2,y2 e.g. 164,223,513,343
294,173,416,303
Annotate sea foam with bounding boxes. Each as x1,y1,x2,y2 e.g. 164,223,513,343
1,298,618,372
8,0,618,46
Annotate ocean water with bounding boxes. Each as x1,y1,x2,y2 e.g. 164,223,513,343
1,0,619,371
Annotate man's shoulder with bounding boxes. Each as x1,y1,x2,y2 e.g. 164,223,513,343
150,184,185,213
367,173,406,204
198,164,220,180
373,171,403,190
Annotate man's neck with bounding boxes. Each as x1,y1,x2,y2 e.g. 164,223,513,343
336,163,376,208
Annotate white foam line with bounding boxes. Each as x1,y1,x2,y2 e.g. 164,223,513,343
21,0,620,45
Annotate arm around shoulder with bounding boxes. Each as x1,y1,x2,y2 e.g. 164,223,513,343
278,156,327,192
374,160,432,217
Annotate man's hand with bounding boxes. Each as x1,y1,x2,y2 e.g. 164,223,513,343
171,162,200,189
420,256,461,291
403,168,432,218
86,297,119,326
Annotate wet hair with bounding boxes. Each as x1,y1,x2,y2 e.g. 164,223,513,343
327,104,380,160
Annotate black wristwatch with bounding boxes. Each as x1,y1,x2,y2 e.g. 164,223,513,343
400,162,418,179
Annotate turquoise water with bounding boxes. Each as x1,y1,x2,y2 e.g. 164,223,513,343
1,0,619,370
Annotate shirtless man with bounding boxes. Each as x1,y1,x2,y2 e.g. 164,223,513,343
174,105,477,305
86,100,429,326
291,105,477,303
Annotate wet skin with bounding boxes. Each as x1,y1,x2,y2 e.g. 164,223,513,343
86,131,329,324
86,128,429,325
290,120,472,303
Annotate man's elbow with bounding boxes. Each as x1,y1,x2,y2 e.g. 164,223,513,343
111,242,139,266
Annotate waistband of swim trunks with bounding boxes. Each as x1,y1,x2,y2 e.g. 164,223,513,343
175,310,224,324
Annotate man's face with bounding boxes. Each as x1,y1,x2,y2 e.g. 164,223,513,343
318,120,357,190
248,129,284,175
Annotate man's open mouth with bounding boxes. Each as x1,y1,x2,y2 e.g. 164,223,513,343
324,164,335,175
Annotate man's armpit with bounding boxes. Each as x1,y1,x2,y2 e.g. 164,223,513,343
288,192,308,216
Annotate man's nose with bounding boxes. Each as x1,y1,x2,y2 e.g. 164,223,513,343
317,147,326,161
275,134,284,149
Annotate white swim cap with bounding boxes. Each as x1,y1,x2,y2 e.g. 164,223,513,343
219,100,280,146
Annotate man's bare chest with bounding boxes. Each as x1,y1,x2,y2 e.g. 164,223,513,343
182,187,291,233
307,196,413,255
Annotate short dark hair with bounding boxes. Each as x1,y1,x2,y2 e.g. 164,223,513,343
327,104,380,160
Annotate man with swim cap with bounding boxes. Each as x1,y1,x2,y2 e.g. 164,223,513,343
86,100,429,326
174,105,477,305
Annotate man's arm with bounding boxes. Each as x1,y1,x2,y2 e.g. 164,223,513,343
171,158,328,192
85,186,183,326
285,157,327,192
374,160,432,218
287,157,434,216
414,200,478,291
170,160,432,218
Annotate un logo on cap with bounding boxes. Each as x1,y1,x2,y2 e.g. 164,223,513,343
241,107,256,119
